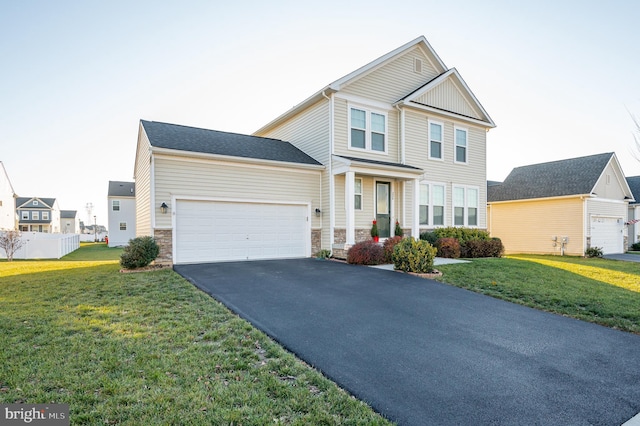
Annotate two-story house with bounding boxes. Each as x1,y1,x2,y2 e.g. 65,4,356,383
60,210,80,234
107,181,136,247
0,162,17,230
16,197,61,233
133,36,495,265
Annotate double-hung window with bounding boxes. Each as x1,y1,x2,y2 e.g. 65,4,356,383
42,211,49,220
22,211,29,220
419,182,445,226
119,222,127,231
349,107,387,153
453,186,479,226
354,178,363,210
429,121,443,160
32,211,39,220
455,127,468,164
112,200,120,211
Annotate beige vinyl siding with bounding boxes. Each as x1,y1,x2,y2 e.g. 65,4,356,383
591,162,627,201
488,198,584,255
333,97,400,163
153,155,322,230
335,175,403,230
341,46,439,104
414,78,482,120
134,130,152,236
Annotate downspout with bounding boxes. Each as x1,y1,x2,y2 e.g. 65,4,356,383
322,91,335,253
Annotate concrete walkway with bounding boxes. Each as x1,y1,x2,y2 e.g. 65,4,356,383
370,257,469,271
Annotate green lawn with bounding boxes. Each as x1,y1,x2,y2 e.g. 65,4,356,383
436,254,640,334
0,244,390,425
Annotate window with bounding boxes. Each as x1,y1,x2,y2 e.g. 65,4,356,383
22,211,29,220
32,211,39,220
354,178,363,210
429,121,443,160
112,200,120,211
42,211,49,220
119,222,127,231
33,200,38,206
419,182,445,226
349,107,387,152
453,186,479,227
455,127,468,163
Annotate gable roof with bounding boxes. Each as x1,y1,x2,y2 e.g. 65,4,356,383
108,181,135,197
254,36,451,135
627,176,640,205
488,153,619,202
60,210,77,219
16,197,56,209
141,120,322,166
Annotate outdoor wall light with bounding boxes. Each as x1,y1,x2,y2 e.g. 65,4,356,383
315,208,321,217
160,202,169,214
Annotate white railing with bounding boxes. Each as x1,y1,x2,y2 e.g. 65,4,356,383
1,232,80,260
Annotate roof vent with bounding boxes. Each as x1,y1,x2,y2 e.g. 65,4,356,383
414,58,422,74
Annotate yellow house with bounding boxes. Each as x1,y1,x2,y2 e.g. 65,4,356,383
487,153,634,255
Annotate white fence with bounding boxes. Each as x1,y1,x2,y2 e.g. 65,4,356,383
1,232,80,260
79,232,108,243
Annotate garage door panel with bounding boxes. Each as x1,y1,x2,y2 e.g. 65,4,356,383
590,216,624,254
175,200,308,264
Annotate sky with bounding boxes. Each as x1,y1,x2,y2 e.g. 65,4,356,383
2,0,639,229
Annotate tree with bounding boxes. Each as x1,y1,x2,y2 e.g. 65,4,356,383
0,230,24,261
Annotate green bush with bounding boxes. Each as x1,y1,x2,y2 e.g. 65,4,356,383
394,221,404,237
585,246,603,258
315,249,331,259
631,242,640,251
432,227,490,243
419,231,438,245
435,237,460,259
392,238,437,273
120,236,160,269
383,236,403,263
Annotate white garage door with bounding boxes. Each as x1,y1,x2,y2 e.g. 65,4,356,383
175,200,309,264
590,216,624,254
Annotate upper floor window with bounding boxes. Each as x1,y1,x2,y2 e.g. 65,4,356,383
419,182,445,226
22,211,29,220
112,200,120,211
349,107,387,153
119,222,127,231
354,178,363,210
42,211,49,220
455,127,468,164
453,186,478,227
32,211,39,220
429,121,443,160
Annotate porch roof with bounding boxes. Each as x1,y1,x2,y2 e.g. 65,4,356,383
332,155,423,180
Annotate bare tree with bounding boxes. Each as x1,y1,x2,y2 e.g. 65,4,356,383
0,230,24,261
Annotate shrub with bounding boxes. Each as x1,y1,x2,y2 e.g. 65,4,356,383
120,236,160,269
383,236,403,263
392,238,437,273
585,246,603,258
315,249,331,259
631,242,640,251
419,231,438,245
432,227,491,243
435,237,460,259
461,238,504,258
394,221,404,237
347,240,384,265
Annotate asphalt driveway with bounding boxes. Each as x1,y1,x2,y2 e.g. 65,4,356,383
175,259,640,425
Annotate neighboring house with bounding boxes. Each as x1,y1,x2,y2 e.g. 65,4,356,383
626,176,640,248
134,36,495,264
108,181,136,247
60,210,80,234
16,197,61,233
0,161,17,230
487,153,633,255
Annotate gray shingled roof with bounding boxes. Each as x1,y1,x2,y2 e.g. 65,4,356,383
60,210,77,219
108,181,135,197
488,153,614,202
627,176,640,205
336,156,422,171
142,120,321,166
16,197,56,209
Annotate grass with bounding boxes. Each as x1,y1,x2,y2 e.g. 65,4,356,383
436,254,640,334
0,244,390,425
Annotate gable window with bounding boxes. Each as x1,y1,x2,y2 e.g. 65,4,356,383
112,200,120,211
429,121,443,160
22,211,29,220
354,178,363,210
42,211,49,220
349,107,387,153
119,222,127,231
455,127,468,164
453,186,479,227
33,200,38,206
32,211,39,220
419,182,445,226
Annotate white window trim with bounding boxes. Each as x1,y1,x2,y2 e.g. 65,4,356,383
22,211,29,220
32,211,40,220
119,222,127,231
419,181,447,227
42,211,49,220
428,120,444,161
354,177,363,211
454,126,469,165
348,104,389,155
452,185,480,228
112,200,120,211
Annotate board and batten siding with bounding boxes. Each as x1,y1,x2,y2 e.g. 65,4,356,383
341,45,440,104
488,198,584,255
134,129,152,237
152,155,322,230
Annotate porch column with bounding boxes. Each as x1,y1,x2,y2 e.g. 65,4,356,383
412,178,420,239
345,171,356,245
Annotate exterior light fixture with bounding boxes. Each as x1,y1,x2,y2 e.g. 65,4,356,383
160,202,169,214
315,208,321,217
